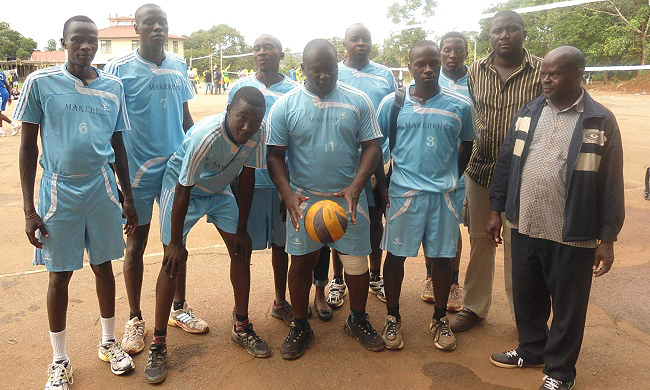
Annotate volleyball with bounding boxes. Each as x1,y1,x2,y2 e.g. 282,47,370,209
304,200,348,244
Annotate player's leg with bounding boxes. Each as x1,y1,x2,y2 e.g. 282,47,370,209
271,243,292,322
327,249,347,307
312,247,333,320
46,271,75,388
281,250,320,359
428,257,455,351
368,204,385,302
447,229,464,312
382,252,406,349
421,257,435,303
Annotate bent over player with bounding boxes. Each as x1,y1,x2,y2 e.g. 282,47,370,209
16,15,136,390
105,3,206,355
144,86,271,384
267,39,384,360
378,41,475,351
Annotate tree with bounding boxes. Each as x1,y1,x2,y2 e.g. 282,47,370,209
0,22,37,60
45,39,58,51
387,0,437,24
184,24,254,73
280,48,301,75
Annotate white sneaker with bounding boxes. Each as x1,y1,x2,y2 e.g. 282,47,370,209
11,122,20,136
447,283,464,312
168,302,209,333
45,361,73,390
121,317,147,355
369,275,386,302
0,128,5,137
98,340,135,375
326,278,347,308
420,277,435,303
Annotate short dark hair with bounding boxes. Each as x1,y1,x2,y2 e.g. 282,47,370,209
492,10,525,29
230,86,266,110
255,34,283,53
135,3,164,25
63,15,95,38
439,31,468,51
303,38,337,61
409,40,439,62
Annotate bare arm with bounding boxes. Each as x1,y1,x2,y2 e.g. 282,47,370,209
162,182,192,278
19,122,48,247
182,102,194,132
111,132,138,235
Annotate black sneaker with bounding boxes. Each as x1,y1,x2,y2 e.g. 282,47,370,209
271,300,294,326
344,314,385,352
231,322,272,358
490,349,545,368
280,321,314,360
540,375,574,390
144,344,167,384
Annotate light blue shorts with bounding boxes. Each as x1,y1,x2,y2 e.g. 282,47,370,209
285,189,371,256
159,185,239,245
247,187,286,250
455,174,466,222
35,166,125,272
381,191,460,258
132,177,163,226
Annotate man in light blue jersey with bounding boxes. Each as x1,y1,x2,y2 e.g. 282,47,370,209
16,16,137,390
322,23,398,308
105,4,206,355
377,41,475,351
267,39,385,360
143,86,270,384
228,34,302,324
420,32,472,312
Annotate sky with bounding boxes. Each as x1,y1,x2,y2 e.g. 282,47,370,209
3,0,499,54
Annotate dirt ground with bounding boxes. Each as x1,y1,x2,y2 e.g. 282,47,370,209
0,88,648,389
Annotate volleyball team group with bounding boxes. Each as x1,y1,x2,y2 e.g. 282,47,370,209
15,2,624,390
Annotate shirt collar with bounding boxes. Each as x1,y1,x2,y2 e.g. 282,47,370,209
480,47,535,70
546,88,585,113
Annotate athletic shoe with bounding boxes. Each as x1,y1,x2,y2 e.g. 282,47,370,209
382,315,404,350
369,275,386,302
540,375,574,390
271,300,294,326
231,322,272,358
420,277,435,303
144,345,167,384
0,129,5,137
430,316,456,351
450,308,483,332
11,122,20,136
326,278,347,308
98,340,135,375
168,302,209,333
280,321,314,360
45,361,73,390
490,349,545,368
122,317,148,355
447,283,464,312
344,314,385,352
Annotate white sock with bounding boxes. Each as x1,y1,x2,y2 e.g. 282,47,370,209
100,316,116,344
50,329,69,364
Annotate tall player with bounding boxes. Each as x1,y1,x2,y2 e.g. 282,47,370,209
16,15,136,389
105,3,207,356
267,39,385,360
322,23,397,308
228,35,299,325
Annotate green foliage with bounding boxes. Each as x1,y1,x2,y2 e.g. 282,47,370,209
279,48,301,75
0,22,37,60
45,39,58,51
328,36,346,62
387,0,437,24
375,28,428,67
184,24,255,73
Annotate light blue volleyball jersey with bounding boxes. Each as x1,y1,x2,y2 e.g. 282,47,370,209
227,73,299,188
164,112,265,197
438,67,470,96
338,60,397,110
13,65,129,176
377,83,476,197
105,50,193,188
267,82,382,194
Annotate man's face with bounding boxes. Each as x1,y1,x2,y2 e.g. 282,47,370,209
253,36,283,72
344,25,371,62
409,45,441,90
489,16,525,58
135,7,169,48
441,37,467,74
540,55,581,103
62,21,98,68
226,100,265,145
302,48,338,96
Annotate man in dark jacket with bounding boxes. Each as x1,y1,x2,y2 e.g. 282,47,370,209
486,46,624,390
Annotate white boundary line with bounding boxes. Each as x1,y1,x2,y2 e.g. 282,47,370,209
0,244,229,279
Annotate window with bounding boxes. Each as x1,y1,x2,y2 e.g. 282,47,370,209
173,41,179,53
164,42,168,51
132,40,139,50
101,40,111,54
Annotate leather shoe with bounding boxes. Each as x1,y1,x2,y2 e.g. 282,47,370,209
450,308,483,332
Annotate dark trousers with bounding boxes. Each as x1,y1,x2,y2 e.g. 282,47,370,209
313,246,330,286
511,229,595,383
